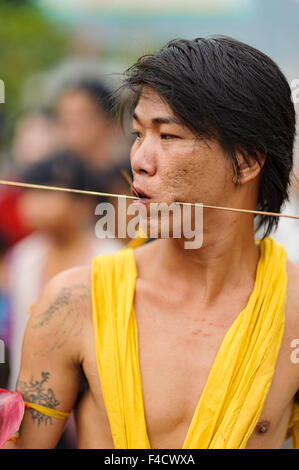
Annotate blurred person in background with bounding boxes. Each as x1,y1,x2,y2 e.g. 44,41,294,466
10,107,60,169
0,200,30,389
0,235,11,389
55,79,127,171
5,150,122,448
6,151,122,393
0,179,32,390
0,177,37,388
0,107,60,283
0,107,57,258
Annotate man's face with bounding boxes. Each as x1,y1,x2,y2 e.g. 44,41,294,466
130,87,235,212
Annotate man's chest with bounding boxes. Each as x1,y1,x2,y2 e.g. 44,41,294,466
245,330,298,448
83,278,299,449
130,283,298,449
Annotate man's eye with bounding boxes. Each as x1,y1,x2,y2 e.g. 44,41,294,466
160,134,178,140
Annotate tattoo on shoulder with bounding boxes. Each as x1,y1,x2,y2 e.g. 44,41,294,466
32,283,90,329
32,288,71,329
31,283,90,356
18,372,59,426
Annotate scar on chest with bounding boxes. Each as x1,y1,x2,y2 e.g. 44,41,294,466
255,420,270,434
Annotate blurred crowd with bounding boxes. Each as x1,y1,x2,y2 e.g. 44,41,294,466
0,77,134,448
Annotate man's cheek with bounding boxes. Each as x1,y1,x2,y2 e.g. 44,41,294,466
169,164,204,191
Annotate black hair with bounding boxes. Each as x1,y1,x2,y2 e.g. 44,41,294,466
59,79,115,119
21,150,106,202
121,36,296,237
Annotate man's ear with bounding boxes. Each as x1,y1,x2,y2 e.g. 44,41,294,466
232,150,266,185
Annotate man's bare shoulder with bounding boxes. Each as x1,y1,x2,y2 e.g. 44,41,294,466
50,264,91,287
25,265,93,362
33,265,92,320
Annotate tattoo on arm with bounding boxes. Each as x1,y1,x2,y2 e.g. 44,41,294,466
31,283,90,356
32,288,72,328
32,283,89,329
18,372,59,426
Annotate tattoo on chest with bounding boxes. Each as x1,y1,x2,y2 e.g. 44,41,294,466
18,372,59,426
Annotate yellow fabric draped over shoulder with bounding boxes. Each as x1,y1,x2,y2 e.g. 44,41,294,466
91,237,299,449
125,227,148,249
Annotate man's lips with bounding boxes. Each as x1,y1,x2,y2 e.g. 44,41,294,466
131,183,151,200
130,183,178,206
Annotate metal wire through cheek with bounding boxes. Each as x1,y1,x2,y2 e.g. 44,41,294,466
1,179,299,220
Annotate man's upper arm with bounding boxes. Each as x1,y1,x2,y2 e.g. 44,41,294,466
4,266,91,449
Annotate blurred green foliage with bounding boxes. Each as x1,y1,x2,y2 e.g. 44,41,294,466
0,0,69,139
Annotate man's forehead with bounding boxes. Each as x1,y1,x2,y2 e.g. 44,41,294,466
133,89,182,126
132,111,181,127
137,85,165,103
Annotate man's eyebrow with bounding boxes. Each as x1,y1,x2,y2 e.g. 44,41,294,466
132,112,182,126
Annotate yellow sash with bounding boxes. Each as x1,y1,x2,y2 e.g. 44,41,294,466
91,237,299,449
24,402,70,419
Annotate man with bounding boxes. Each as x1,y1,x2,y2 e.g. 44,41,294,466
3,36,299,449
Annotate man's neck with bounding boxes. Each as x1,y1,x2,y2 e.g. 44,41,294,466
141,216,260,306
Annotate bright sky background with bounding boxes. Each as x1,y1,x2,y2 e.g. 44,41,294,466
38,0,253,15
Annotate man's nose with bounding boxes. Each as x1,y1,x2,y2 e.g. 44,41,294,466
131,137,157,176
